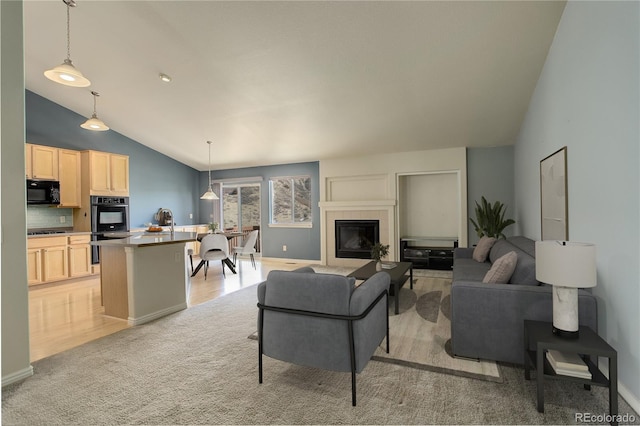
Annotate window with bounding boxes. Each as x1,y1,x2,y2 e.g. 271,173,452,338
269,176,312,227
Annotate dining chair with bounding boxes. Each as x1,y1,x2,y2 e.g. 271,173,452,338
232,230,259,269
199,234,230,279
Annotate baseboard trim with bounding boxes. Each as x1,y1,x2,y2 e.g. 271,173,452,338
597,361,639,415
2,365,34,387
128,302,188,326
619,381,640,416
260,257,321,265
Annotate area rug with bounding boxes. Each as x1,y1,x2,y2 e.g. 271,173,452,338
372,275,502,383
251,266,502,383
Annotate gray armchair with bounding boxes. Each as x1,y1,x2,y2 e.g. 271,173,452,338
257,267,390,406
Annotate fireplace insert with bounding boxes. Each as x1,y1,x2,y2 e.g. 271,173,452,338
335,220,379,259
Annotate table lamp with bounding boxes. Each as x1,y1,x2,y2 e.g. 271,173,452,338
535,240,597,339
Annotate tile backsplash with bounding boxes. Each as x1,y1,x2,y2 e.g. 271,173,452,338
27,205,73,229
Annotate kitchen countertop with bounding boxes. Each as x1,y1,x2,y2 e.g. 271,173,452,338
91,232,197,248
27,231,92,238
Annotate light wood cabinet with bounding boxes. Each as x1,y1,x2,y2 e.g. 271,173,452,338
26,144,32,179
27,248,43,285
27,235,93,285
109,154,129,195
28,144,59,180
85,150,129,196
27,236,68,286
58,149,82,207
43,245,68,281
68,235,92,277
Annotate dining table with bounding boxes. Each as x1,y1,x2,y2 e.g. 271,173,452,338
190,231,244,277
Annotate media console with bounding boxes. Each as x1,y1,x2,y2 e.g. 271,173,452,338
400,236,458,270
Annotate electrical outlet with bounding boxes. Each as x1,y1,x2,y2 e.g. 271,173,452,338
282,245,287,252
59,216,66,223
189,213,193,219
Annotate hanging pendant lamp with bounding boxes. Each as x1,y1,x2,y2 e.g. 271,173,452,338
81,91,109,131
201,141,219,200
44,0,91,87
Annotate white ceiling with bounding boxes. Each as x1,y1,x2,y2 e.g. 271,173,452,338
24,1,566,171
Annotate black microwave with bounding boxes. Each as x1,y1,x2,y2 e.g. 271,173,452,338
27,180,60,205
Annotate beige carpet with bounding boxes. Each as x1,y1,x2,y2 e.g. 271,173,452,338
3,272,637,424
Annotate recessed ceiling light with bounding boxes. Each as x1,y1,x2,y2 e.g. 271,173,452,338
159,73,172,83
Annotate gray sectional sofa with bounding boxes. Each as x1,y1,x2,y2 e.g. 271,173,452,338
450,236,598,364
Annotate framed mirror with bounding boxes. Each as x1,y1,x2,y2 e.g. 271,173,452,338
540,147,568,240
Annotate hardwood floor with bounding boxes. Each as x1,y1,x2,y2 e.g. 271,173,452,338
28,256,303,362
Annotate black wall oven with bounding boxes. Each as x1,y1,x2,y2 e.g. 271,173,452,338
91,196,130,264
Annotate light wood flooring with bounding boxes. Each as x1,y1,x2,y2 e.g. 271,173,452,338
28,256,304,362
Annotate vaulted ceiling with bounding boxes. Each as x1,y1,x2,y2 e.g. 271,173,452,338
24,1,565,171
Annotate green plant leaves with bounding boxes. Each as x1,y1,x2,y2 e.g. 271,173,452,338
470,196,515,239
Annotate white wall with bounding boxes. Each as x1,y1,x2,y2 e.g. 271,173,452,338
320,147,467,264
1,0,33,385
399,173,459,238
514,0,639,410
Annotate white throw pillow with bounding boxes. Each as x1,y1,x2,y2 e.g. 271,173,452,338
483,251,518,284
473,236,497,262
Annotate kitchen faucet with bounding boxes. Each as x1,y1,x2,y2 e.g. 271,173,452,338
159,208,174,235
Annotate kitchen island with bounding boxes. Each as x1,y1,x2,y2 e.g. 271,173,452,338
92,232,196,325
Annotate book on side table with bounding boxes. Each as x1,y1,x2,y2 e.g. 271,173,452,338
546,349,592,379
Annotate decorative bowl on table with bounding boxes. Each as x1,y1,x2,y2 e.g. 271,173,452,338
147,226,163,232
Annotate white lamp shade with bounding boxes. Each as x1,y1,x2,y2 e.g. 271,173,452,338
44,60,91,87
200,188,219,200
80,115,109,131
535,240,596,288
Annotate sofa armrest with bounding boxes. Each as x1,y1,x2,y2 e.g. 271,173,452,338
350,272,390,316
454,247,474,260
451,280,597,364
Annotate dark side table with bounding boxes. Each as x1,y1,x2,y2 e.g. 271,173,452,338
523,320,618,425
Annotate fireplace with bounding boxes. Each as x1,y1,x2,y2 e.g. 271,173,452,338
335,220,380,259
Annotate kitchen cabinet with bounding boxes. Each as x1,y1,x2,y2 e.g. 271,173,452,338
68,235,91,277
27,236,68,286
27,248,43,285
58,149,82,207
26,143,59,180
27,234,93,285
83,150,129,196
43,245,69,281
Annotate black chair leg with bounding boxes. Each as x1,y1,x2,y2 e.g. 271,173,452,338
204,260,208,280
221,260,226,277
189,254,194,274
250,254,256,269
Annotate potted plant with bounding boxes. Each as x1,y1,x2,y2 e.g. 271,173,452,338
371,243,390,271
469,196,515,239
208,222,219,233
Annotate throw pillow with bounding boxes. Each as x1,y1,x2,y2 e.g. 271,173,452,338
473,236,497,262
483,251,518,284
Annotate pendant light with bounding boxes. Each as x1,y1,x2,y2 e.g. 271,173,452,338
81,91,109,131
201,141,219,200
44,0,91,87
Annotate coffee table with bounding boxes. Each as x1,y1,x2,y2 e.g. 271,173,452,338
348,261,413,315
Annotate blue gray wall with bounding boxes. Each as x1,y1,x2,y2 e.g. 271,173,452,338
514,1,639,408
26,91,321,260
466,146,515,245
201,163,321,260
26,91,200,228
